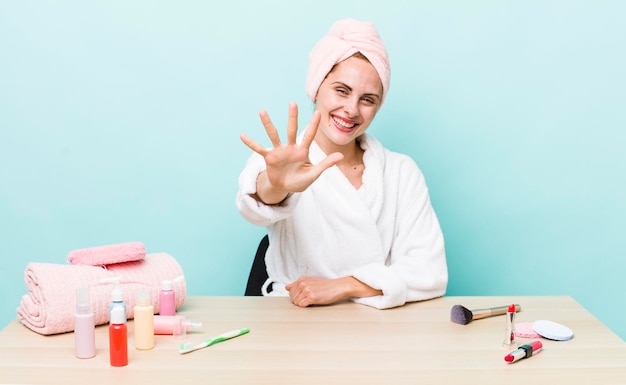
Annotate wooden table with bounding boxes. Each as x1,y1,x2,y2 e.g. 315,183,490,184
1,296,626,384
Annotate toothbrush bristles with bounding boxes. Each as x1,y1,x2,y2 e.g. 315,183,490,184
179,342,201,354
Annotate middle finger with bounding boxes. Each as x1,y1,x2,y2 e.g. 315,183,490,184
286,102,298,145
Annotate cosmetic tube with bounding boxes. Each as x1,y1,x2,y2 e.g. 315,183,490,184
153,315,203,336
74,287,96,359
502,303,517,349
109,306,128,367
133,289,155,350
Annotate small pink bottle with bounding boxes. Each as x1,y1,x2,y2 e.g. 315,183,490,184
158,276,184,315
74,287,96,359
159,280,176,316
153,315,202,335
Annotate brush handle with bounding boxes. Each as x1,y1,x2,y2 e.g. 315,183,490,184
208,328,250,346
472,304,521,320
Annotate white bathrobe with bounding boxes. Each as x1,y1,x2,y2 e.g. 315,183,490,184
236,134,448,309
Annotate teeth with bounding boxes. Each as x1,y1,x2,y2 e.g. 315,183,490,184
333,117,355,129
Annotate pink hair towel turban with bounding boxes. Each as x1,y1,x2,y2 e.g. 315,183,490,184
67,241,146,266
305,18,391,105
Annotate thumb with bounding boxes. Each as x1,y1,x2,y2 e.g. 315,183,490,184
312,152,344,175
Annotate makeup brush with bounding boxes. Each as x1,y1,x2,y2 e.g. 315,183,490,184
451,304,521,325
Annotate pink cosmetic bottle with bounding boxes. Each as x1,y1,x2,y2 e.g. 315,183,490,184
153,315,202,335
158,276,184,316
159,280,176,316
74,287,96,359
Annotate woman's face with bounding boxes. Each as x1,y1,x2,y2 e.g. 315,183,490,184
314,55,383,152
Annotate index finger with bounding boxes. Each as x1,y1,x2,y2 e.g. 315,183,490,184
259,109,282,148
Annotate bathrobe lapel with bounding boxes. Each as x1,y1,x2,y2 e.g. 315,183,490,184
296,135,386,276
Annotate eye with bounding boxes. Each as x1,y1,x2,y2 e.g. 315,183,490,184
362,96,376,105
335,87,348,95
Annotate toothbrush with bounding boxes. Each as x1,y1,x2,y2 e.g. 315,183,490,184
178,328,250,354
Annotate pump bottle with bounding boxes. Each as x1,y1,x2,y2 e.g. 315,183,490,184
74,287,96,359
133,289,155,350
100,277,126,323
108,306,128,366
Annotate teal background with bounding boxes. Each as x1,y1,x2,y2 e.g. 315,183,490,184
1,1,624,340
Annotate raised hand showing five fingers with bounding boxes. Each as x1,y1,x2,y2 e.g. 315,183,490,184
240,102,343,204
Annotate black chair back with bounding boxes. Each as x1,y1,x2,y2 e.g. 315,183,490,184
244,235,269,296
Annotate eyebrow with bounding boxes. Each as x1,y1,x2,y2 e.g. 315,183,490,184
331,81,381,99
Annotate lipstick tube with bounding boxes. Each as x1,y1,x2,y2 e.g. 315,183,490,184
502,303,517,348
504,341,543,363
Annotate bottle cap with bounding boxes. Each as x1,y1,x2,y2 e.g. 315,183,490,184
100,277,124,302
76,287,91,314
111,286,123,302
170,316,202,340
110,306,126,324
161,279,173,291
161,275,185,291
136,289,151,306
183,319,203,332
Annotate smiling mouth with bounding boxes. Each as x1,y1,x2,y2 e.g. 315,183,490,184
332,116,357,132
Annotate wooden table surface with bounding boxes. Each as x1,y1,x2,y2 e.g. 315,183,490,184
1,295,626,384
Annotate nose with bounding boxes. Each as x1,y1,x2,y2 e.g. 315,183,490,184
343,97,360,118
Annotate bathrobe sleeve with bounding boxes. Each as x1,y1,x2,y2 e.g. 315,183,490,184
348,154,448,309
235,152,302,226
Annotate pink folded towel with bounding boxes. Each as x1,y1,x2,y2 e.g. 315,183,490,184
17,252,186,335
67,241,146,266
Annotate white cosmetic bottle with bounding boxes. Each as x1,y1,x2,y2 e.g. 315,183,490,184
74,287,96,358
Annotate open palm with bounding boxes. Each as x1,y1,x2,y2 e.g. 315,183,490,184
240,102,343,194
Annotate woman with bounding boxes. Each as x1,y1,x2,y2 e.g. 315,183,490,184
236,19,447,309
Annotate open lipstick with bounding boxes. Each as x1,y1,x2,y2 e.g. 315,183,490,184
504,341,543,363
502,303,517,348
